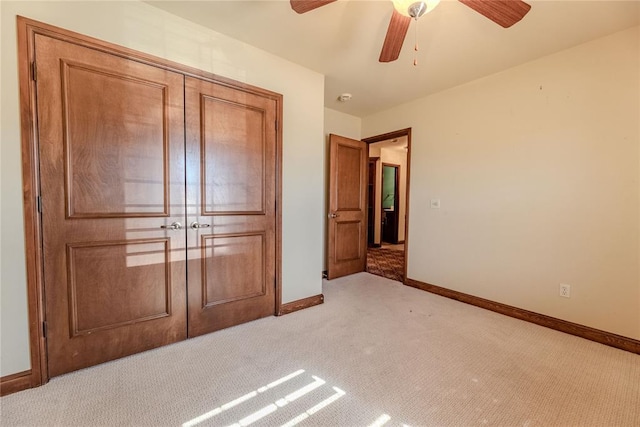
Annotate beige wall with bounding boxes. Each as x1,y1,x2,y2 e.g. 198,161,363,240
323,108,362,269
0,1,325,377
363,26,640,340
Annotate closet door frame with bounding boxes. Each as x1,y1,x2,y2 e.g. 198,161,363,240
15,16,283,391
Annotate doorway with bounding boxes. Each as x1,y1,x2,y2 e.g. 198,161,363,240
363,129,411,283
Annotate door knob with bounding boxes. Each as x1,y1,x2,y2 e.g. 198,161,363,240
190,221,211,229
328,213,339,219
160,221,182,230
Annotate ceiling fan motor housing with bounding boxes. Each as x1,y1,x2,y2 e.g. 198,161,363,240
408,2,427,18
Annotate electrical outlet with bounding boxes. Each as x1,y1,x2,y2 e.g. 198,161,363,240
559,283,571,298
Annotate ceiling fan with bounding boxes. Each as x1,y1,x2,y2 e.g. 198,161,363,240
290,0,531,63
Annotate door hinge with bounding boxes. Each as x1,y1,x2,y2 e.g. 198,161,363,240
36,195,42,213
31,62,37,81
42,321,47,338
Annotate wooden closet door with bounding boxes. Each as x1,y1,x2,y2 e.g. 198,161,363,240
35,34,187,376
185,77,277,337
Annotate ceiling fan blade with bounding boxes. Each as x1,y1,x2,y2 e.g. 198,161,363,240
459,0,531,28
379,10,412,63
290,0,338,14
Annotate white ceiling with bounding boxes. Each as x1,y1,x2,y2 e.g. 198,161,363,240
147,0,639,117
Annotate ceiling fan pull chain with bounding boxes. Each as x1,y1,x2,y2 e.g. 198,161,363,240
413,17,419,66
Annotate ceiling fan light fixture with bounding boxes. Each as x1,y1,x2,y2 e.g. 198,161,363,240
392,0,440,18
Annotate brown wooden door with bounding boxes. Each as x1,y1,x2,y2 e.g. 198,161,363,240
35,34,188,376
185,77,277,337
367,158,378,247
327,134,368,279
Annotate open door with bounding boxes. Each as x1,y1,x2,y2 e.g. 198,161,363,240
327,134,367,279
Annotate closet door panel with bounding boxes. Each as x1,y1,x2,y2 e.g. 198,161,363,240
201,95,266,214
36,34,187,376
185,77,277,337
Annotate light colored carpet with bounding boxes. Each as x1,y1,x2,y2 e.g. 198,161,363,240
1,272,639,426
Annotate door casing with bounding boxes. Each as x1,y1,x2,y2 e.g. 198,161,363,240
381,163,401,244
362,128,412,281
